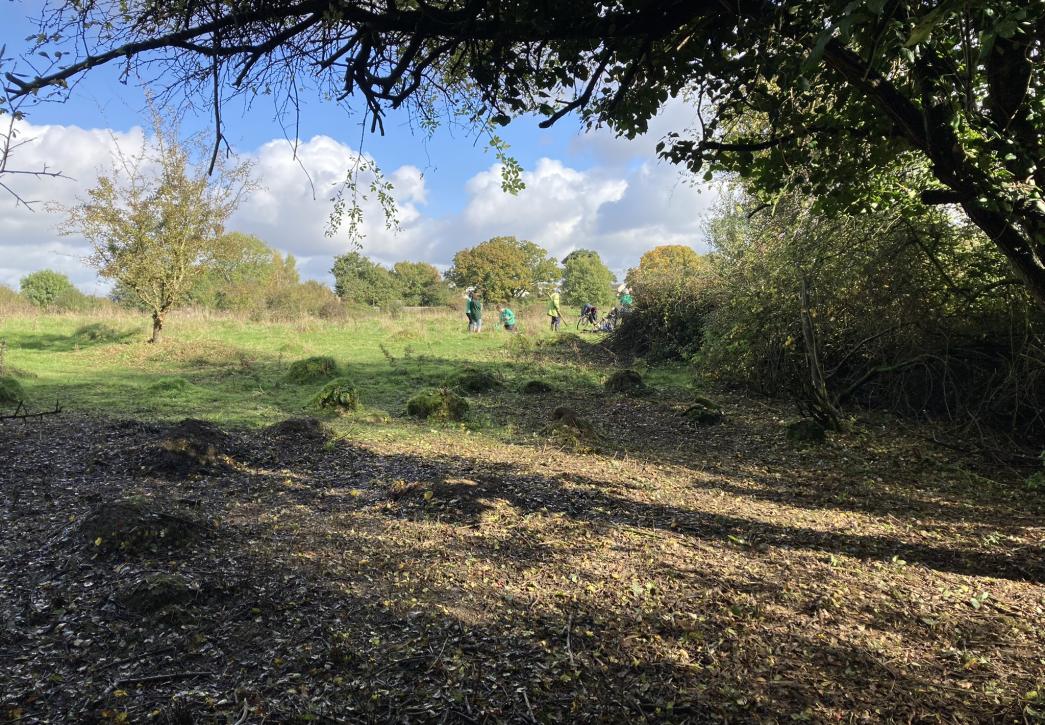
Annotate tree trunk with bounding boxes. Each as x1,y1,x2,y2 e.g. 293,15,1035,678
150,311,164,344
799,278,843,430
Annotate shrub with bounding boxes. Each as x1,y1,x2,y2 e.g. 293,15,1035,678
285,356,340,384
604,369,651,396
312,378,360,412
406,388,469,421
0,377,25,405
20,269,78,307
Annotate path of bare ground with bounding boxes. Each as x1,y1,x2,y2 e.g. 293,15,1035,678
0,390,1043,723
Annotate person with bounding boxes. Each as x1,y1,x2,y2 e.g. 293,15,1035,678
466,289,483,333
547,289,562,331
498,304,517,332
580,303,598,328
618,287,634,310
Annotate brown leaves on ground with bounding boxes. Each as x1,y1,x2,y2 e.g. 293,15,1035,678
0,390,1043,723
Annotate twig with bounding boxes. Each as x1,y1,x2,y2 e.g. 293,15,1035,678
100,645,176,671
565,612,575,668
0,399,62,421
113,670,214,687
521,688,537,723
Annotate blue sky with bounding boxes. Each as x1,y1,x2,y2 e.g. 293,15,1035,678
0,1,718,291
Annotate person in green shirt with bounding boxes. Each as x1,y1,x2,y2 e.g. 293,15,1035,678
465,289,483,333
618,288,634,309
547,289,562,331
498,304,517,332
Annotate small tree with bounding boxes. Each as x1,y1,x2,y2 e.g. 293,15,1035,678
391,261,450,306
19,269,77,307
561,250,615,307
61,114,255,342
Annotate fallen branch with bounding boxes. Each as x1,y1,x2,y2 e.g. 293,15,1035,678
0,399,63,422
113,670,214,687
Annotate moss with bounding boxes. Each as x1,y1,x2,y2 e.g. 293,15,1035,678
448,366,501,394
682,397,724,426
406,388,469,421
604,369,651,396
312,377,360,412
0,376,25,405
285,355,340,384
522,379,553,395
786,419,827,445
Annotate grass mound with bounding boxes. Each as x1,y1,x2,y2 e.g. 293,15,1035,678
285,355,340,384
543,406,600,451
0,376,25,405
78,496,206,556
72,322,131,344
448,366,501,394
604,369,651,396
312,377,360,413
786,419,827,445
681,396,724,426
522,379,553,395
148,376,193,394
406,388,469,421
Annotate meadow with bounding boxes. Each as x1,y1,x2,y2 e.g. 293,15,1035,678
0,307,1043,723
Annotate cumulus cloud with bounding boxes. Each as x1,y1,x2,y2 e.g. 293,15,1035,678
0,112,719,291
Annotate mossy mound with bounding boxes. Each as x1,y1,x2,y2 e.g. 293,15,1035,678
448,367,501,394
786,419,827,445
604,369,651,396
265,417,329,443
312,378,360,413
406,388,469,421
543,406,600,451
0,376,25,405
78,496,206,556
148,376,192,394
119,573,200,615
522,379,554,395
143,419,238,478
284,355,340,384
682,397,724,426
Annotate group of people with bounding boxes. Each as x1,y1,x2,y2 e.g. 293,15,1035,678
465,287,633,334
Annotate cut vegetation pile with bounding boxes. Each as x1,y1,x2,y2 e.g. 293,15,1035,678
0,376,24,405
140,418,240,478
786,418,827,444
604,368,651,396
447,366,501,393
406,388,469,421
542,405,600,451
521,379,553,395
312,377,360,413
681,396,724,426
76,495,207,556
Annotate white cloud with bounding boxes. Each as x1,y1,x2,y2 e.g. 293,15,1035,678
0,116,718,291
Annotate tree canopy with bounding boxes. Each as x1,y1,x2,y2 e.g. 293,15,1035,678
19,269,77,308
446,236,559,301
331,251,399,307
5,1,1044,306
561,250,615,307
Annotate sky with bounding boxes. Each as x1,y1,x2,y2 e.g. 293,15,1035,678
0,2,720,294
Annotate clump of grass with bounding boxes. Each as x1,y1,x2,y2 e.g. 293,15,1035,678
522,379,553,395
0,376,25,405
72,322,131,344
406,388,469,421
447,366,501,394
148,377,193,394
604,369,651,396
312,377,360,413
285,355,340,384
681,396,724,426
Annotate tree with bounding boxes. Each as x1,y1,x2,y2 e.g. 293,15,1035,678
561,250,615,307
19,269,77,307
189,232,299,312
10,2,1045,307
331,252,399,307
60,114,255,342
390,261,450,307
627,245,706,294
446,236,559,301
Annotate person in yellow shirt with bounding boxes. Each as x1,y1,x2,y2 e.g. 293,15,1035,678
547,289,562,331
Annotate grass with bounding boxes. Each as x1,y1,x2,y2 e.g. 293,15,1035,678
1,306,1043,722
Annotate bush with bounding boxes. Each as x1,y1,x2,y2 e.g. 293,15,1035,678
312,378,360,412
20,269,78,307
0,377,25,405
448,367,501,393
0,284,32,315
406,388,469,421
604,369,651,396
285,356,340,384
